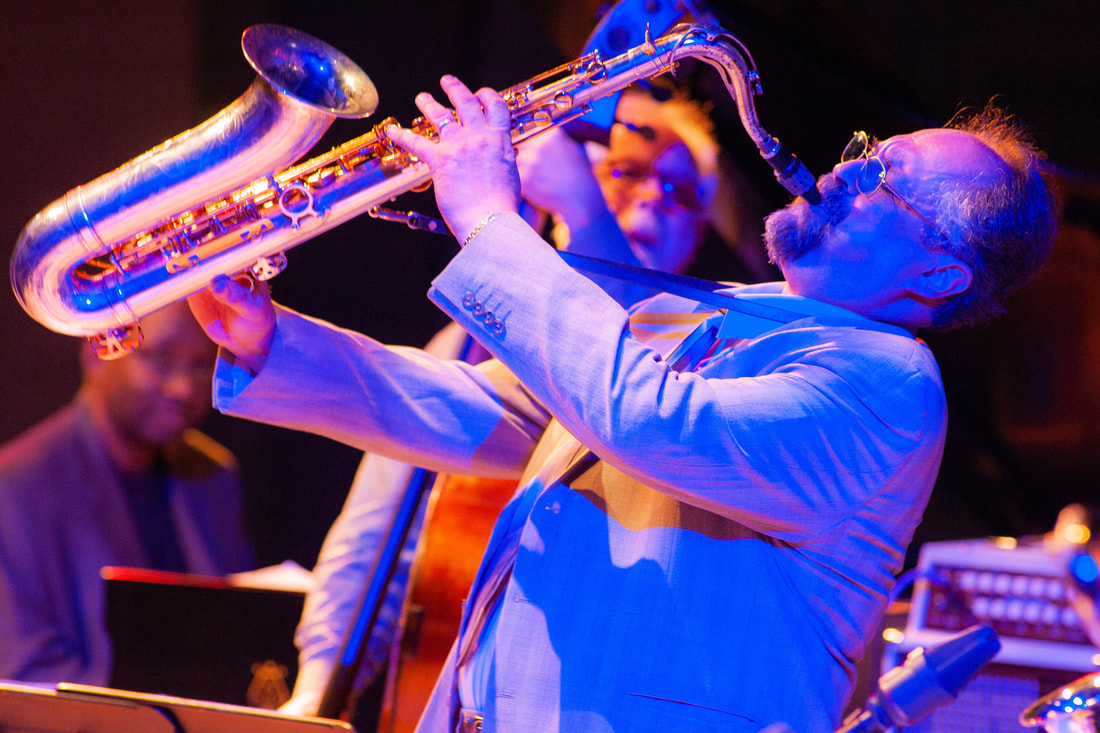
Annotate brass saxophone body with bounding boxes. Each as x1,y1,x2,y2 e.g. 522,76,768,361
11,22,814,356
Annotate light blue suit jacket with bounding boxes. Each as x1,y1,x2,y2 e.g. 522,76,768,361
215,213,946,732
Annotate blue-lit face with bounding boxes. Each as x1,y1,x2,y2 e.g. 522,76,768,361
592,99,709,275
84,303,216,449
767,128,1003,327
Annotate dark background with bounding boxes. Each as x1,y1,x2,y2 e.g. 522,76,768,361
2,0,1097,572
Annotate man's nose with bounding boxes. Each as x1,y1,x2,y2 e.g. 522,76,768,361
831,159,863,194
633,173,666,203
161,365,209,400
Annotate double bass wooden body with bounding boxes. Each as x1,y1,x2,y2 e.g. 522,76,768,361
375,474,519,733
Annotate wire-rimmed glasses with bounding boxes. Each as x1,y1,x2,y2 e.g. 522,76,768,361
841,131,948,241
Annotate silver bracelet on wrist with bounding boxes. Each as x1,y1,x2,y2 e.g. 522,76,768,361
462,213,500,247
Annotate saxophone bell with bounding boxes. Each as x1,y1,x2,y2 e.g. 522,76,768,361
11,24,378,358
243,24,378,120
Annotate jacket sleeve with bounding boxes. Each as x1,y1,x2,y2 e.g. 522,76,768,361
213,307,550,480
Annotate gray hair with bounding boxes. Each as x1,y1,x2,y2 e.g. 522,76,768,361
928,102,1060,330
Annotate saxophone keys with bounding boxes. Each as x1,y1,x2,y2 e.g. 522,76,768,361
248,253,288,282
89,325,143,360
278,183,322,228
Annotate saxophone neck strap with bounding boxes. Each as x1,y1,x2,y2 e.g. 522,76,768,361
557,250,798,338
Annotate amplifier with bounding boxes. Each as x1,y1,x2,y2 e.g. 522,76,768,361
904,537,1096,671
880,537,1099,732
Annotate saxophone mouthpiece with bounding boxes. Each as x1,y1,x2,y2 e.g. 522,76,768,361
799,182,821,205
759,135,819,204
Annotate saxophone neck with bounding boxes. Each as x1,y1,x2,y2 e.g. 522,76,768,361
499,24,762,147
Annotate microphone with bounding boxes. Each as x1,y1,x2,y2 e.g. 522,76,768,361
834,624,1001,733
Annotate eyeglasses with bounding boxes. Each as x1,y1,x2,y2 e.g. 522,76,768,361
841,131,948,241
594,159,705,212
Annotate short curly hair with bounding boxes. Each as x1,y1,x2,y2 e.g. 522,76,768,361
927,102,1060,330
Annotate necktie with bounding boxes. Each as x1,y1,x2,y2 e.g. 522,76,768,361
665,309,727,372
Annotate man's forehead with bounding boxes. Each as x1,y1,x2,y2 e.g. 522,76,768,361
609,116,682,157
609,91,683,151
880,128,1007,181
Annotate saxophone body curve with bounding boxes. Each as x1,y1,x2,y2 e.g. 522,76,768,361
11,22,807,355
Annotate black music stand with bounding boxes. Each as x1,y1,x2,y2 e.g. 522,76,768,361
102,566,307,708
0,681,357,733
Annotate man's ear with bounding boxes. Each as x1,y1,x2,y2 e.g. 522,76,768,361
917,251,972,300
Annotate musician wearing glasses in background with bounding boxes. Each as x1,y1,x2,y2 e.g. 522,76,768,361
189,73,1057,732
279,82,771,721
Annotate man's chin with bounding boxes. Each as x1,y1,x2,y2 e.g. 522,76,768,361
625,237,658,268
764,207,821,266
764,179,849,266
140,413,198,445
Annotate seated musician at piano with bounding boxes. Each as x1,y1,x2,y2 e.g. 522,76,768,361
0,301,255,686
279,81,758,723
189,75,1057,732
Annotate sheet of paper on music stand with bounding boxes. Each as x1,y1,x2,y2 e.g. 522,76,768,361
228,560,315,593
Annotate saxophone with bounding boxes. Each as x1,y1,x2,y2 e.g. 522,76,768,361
11,22,816,357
